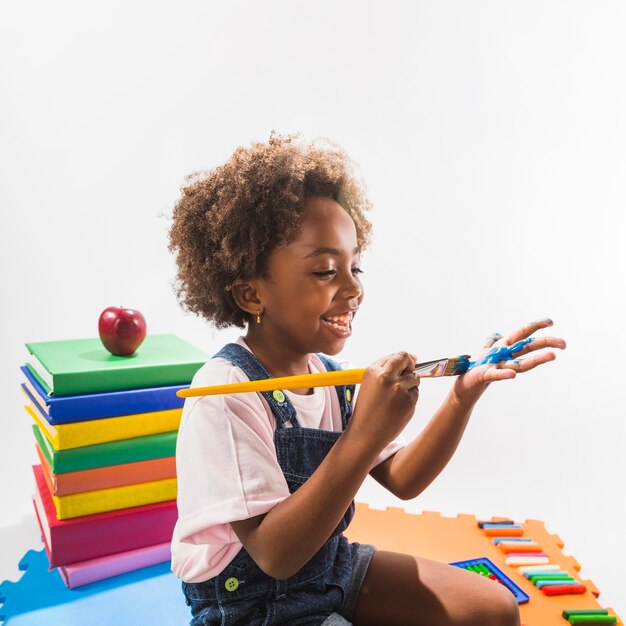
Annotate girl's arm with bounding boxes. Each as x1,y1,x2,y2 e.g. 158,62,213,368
231,351,419,580
369,388,480,499
371,319,566,499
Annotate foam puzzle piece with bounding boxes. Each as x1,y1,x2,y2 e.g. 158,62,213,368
1,507,622,626
0,549,190,625
344,504,622,626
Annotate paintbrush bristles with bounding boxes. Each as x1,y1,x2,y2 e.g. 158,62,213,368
444,355,471,376
413,355,471,377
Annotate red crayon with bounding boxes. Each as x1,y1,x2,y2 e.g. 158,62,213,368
542,583,587,595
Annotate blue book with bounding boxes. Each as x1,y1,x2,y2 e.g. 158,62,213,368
21,366,186,425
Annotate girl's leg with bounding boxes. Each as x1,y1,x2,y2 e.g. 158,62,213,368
352,551,520,626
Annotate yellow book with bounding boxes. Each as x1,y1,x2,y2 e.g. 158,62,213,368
23,396,182,451
51,477,178,519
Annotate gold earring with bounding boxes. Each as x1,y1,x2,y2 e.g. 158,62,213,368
256,309,262,325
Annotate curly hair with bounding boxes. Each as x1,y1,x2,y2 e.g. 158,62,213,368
167,133,373,328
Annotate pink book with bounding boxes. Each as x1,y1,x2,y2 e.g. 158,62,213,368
58,542,172,588
32,464,177,567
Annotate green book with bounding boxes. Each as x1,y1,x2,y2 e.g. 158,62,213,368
32,424,178,473
25,334,207,396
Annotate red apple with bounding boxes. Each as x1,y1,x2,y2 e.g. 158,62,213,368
98,306,147,356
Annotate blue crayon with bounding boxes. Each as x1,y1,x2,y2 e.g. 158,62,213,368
493,537,533,545
535,580,579,589
524,570,568,579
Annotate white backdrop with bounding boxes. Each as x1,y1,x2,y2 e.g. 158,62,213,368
1,0,625,616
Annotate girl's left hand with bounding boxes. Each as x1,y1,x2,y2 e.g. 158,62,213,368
452,318,567,405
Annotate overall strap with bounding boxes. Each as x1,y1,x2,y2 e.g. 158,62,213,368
213,343,299,427
315,354,356,430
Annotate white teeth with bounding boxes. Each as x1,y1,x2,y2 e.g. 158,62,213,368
322,311,355,334
325,312,353,323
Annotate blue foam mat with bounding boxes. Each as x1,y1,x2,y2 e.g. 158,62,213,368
0,549,190,625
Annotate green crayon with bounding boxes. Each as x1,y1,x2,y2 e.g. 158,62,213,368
530,574,574,584
568,616,616,625
562,610,609,618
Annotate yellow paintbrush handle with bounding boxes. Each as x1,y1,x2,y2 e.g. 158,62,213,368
177,368,368,398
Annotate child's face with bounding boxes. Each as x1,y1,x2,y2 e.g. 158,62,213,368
256,196,364,356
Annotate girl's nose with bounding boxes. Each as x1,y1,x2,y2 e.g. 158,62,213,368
343,272,363,302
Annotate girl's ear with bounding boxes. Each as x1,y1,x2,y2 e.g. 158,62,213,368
230,281,262,316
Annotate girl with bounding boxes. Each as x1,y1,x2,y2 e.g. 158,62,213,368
168,134,565,626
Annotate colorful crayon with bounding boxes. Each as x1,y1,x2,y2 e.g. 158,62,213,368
527,572,570,582
478,520,516,529
563,610,609,618
542,583,586,595
499,542,542,553
519,564,561,575
493,537,532,545
534,576,576,583
480,523,522,529
562,610,616,624
505,555,549,566
483,526,524,537
524,569,567,579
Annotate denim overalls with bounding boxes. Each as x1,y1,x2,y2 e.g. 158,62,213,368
182,343,360,626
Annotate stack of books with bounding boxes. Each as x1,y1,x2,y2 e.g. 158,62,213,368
21,334,207,588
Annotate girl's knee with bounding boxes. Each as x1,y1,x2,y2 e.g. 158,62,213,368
479,586,520,626
456,579,520,626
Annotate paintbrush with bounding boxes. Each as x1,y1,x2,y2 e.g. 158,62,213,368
176,355,471,398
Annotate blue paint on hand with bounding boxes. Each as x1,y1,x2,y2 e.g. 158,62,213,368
468,338,534,370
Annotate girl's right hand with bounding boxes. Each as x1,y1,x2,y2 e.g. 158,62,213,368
347,351,420,450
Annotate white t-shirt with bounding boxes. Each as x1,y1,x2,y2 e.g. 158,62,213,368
170,338,405,583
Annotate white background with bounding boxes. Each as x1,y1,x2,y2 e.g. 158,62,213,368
1,0,625,617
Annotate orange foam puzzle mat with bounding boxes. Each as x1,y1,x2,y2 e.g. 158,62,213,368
344,503,622,626
1,504,621,625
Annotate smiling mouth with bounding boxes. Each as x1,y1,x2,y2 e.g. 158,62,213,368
321,311,355,333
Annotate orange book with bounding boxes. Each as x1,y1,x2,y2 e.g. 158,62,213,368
35,444,176,496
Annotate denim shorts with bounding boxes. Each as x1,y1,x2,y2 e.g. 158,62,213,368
322,541,375,625
182,541,375,626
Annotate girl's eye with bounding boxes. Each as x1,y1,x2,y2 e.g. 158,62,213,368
312,268,364,278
